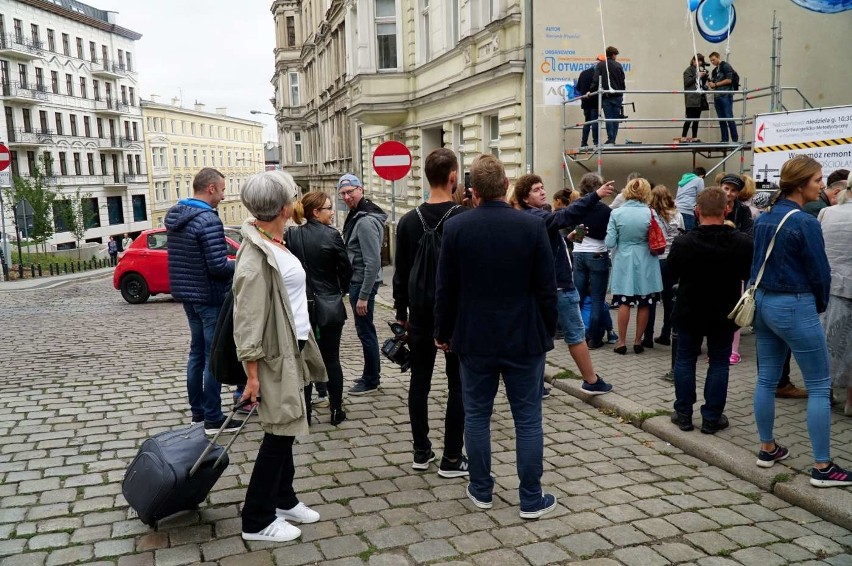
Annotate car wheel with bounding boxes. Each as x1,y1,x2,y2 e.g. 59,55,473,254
120,273,150,304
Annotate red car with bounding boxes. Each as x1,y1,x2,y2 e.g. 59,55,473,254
113,227,241,304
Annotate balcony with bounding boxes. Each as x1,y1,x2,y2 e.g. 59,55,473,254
6,128,53,147
94,98,128,115
90,58,127,79
44,174,105,187
0,81,49,104
123,173,148,184
0,34,44,60
347,73,411,127
98,136,130,151
103,175,128,188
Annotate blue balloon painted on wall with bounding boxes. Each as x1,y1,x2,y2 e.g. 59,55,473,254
695,0,736,43
789,0,852,12
688,0,701,11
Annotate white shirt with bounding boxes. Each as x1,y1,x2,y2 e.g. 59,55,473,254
262,240,311,340
573,236,607,254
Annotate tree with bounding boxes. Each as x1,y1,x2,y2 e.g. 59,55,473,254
4,156,57,257
56,187,97,259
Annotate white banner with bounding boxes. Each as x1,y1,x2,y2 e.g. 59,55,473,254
0,170,10,187
753,105,852,185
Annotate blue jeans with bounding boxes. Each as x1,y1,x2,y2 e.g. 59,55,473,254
573,252,611,344
673,326,734,421
581,107,599,146
713,94,738,142
556,289,585,345
753,290,832,463
645,258,676,343
459,353,545,511
682,213,696,232
349,282,381,386
601,95,623,142
183,302,225,423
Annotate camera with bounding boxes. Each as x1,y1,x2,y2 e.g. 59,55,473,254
381,321,411,372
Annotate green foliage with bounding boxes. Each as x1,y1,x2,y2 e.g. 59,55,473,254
4,158,57,255
55,187,97,259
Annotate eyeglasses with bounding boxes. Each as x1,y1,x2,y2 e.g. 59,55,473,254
339,188,359,198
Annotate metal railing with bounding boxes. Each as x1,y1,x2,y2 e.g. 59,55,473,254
0,33,44,55
94,98,129,113
123,173,148,183
92,58,128,75
97,136,130,149
6,128,53,144
0,80,49,101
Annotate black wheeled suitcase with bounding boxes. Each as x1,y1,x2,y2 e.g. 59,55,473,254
122,401,256,527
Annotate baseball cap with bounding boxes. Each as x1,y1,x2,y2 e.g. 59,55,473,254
720,174,745,191
337,173,363,189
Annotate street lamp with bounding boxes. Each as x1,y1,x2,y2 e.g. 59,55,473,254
250,110,276,116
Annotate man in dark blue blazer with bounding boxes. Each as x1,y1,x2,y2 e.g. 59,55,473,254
434,154,559,520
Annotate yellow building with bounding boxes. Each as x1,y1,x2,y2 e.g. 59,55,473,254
141,99,265,228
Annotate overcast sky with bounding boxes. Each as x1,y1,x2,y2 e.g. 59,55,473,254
92,0,278,142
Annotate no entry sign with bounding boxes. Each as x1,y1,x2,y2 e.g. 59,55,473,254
372,141,412,181
0,143,10,172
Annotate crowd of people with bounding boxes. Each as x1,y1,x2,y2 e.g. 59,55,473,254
161,151,852,543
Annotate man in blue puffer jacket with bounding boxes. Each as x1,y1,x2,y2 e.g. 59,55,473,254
165,167,239,434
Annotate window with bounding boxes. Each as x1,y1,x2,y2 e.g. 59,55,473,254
286,16,296,47
39,151,49,176
100,154,106,175
65,74,73,96
294,132,303,163
420,0,431,62
101,45,108,66
62,33,70,56
135,155,141,175
87,153,94,175
31,24,40,47
375,0,399,70
76,37,83,59
183,149,188,166
83,198,100,228
132,122,138,141
89,41,96,61
202,149,207,166
93,80,100,100
451,0,460,44
84,116,91,137
107,196,124,225
124,121,130,140
117,49,125,69
73,152,81,175
126,52,133,71
129,87,135,106
193,149,198,166
79,77,87,98
175,179,182,200
35,67,44,91
126,154,134,175
54,113,63,135
39,110,48,133
96,117,103,138
52,200,71,232
190,122,195,136
69,115,78,136
18,64,27,88
47,29,56,52
59,152,68,175
173,148,178,167
13,19,23,43
289,72,300,107
486,114,500,157
22,109,32,133
50,71,58,94
121,85,127,104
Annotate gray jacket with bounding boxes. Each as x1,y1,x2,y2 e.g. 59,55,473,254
683,65,705,108
819,202,852,299
342,200,388,299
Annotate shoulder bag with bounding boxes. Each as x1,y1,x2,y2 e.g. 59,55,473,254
727,209,798,327
292,226,347,328
648,207,667,256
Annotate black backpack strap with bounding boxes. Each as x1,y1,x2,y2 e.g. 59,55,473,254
416,205,459,234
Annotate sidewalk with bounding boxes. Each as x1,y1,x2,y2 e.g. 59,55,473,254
375,266,852,530
0,266,113,291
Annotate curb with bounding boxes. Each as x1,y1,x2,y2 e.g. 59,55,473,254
0,269,114,291
545,365,852,531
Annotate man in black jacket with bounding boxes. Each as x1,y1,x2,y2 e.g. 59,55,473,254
591,46,626,144
668,187,753,434
394,148,468,477
435,154,558,520
576,54,605,147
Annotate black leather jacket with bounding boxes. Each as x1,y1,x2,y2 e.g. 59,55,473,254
286,220,353,297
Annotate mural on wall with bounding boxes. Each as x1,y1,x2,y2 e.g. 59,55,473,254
690,0,737,43
789,0,852,12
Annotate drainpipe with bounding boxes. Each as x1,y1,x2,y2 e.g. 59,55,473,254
524,0,534,173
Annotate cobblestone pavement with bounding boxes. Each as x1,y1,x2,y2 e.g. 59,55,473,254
0,277,850,565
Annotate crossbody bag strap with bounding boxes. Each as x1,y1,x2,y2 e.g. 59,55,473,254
294,227,315,300
754,209,799,289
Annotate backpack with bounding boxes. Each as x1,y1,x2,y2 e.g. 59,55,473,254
407,205,459,317
209,290,247,386
719,61,739,91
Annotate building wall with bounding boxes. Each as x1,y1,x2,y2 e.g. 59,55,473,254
0,0,148,249
532,0,852,191
140,101,265,229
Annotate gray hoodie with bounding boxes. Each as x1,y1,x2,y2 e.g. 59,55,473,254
342,199,388,299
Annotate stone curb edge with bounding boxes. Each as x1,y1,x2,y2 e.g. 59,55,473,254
544,365,852,531
0,268,114,291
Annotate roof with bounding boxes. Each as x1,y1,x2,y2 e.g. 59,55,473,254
264,144,280,163
22,0,143,40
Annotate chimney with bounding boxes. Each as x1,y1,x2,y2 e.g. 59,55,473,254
149,94,160,103
171,96,180,106
216,107,227,115
105,11,117,24
194,102,205,112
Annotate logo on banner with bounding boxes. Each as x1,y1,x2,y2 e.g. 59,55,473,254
757,122,766,143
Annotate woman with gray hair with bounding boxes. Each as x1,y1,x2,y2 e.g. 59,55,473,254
233,170,327,542
818,176,852,416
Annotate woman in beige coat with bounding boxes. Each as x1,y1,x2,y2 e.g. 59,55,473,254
234,170,327,543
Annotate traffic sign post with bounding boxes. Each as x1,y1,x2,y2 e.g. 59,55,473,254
0,141,10,281
372,140,412,231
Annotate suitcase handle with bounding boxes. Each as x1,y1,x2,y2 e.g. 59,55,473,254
189,397,260,477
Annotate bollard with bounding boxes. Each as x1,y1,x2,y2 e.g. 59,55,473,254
70,262,75,273
18,263,23,278
49,264,54,276
37,264,42,277
30,264,35,278
77,261,81,272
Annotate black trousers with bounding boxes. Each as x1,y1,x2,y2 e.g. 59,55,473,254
682,107,702,138
242,433,298,533
304,323,344,422
408,322,464,458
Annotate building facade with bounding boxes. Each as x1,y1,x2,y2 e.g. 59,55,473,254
141,99,265,229
0,0,149,249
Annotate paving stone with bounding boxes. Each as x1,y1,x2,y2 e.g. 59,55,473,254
730,547,787,566
299,520,340,543
136,532,169,552
518,542,570,566
367,554,411,566
116,553,155,566
611,546,671,566
366,525,422,549
665,512,720,533
26,533,69,551
407,540,457,563
697,508,751,527
167,524,214,546
70,525,112,544
598,524,651,546
695,558,742,566
555,531,612,558
490,526,537,547
93,538,135,558
826,555,852,565
632,517,681,539
416,519,462,539
0,541,25,558
793,534,845,555
319,535,368,560
154,544,202,566
218,550,274,566
469,549,525,565
45,545,94,566
272,543,323,566
0,552,48,566
652,542,705,563
765,542,815,562
449,531,501,554
720,525,778,546
684,531,739,555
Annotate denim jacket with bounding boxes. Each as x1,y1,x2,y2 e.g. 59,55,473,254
751,198,831,312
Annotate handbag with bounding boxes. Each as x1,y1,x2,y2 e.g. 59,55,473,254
700,93,709,111
648,208,667,256
291,227,347,328
209,290,248,386
727,209,799,327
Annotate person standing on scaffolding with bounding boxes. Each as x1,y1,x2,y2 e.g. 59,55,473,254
591,46,626,145
708,52,738,144
577,54,606,148
682,54,708,141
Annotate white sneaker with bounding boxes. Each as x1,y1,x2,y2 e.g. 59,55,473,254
276,502,320,524
241,517,301,542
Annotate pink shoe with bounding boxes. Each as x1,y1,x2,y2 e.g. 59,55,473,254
729,352,741,365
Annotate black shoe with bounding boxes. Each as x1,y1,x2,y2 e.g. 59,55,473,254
641,339,654,349
438,455,470,478
613,345,627,355
671,411,694,431
701,414,729,435
542,387,551,399
190,414,204,425
654,335,671,346
349,381,379,396
633,344,645,354
412,449,436,470
587,340,606,350
330,409,347,426
204,418,244,436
